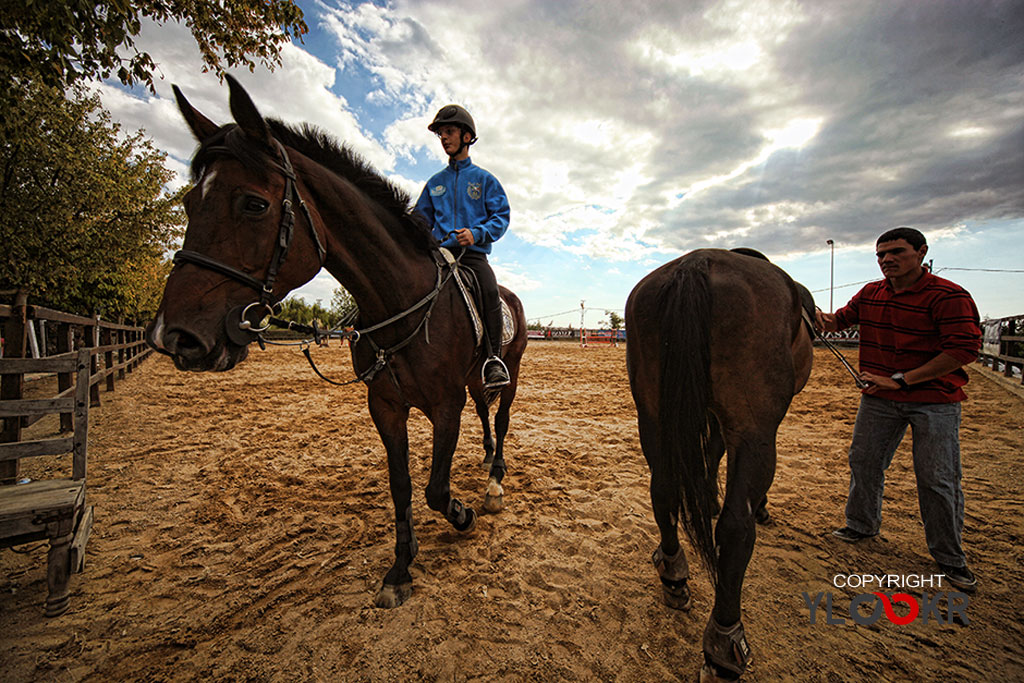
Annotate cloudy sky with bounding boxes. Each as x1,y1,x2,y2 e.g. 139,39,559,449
96,0,1024,325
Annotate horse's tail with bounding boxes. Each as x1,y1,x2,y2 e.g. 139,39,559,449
657,256,719,581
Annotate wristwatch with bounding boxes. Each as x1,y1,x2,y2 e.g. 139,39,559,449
891,372,911,390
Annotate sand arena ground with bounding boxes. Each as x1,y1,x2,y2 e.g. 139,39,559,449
2,342,1023,681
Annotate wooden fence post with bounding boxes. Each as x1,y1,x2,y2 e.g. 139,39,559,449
103,327,115,392
86,315,100,407
128,327,138,370
1,290,28,484
57,322,74,432
117,328,126,380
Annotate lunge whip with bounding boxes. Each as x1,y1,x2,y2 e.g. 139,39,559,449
815,330,869,390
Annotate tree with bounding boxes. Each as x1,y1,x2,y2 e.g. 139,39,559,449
277,296,329,327
330,286,357,325
0,79,184,319
1,0,307,91
604,310,624,330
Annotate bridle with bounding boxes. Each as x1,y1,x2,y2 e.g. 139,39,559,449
172,132,327,345
170,128,461,389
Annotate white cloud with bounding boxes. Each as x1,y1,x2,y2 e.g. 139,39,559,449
491,263,542,293
96,0,1024,318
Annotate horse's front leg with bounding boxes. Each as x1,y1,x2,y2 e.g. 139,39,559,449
368,394,417,608
425,395,477,532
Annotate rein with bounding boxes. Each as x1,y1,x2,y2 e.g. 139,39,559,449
290,257,457,387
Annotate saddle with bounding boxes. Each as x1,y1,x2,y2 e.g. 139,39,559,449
435,247,515,351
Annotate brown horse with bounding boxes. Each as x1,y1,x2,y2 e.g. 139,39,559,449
147,76,527,608
625,248,814,681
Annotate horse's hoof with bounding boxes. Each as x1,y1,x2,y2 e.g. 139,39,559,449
447,499,478,532
374,582,412,608
699,663,741,682
484,492,504,514
483,479,504,513
702,618,751,681
482,453,495,468
754,507,771,525
661,580,692,611
455,507,477,532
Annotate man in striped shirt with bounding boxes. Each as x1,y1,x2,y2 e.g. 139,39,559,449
816,227,982,593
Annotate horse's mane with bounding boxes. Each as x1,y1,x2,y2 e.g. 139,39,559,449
190,120,436,253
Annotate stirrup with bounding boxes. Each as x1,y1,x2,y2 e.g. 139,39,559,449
482,356,510,389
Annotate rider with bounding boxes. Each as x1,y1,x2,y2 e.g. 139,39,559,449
415,104,511,389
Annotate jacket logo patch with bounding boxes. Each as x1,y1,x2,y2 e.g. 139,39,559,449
430,184,446,196
467,182,482,200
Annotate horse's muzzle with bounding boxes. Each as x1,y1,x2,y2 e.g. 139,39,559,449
148,313,245,371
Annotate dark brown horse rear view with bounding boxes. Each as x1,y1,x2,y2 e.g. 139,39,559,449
625,248,813,681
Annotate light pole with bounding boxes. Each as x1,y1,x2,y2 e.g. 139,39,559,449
826,239,835,313
580,300,586,348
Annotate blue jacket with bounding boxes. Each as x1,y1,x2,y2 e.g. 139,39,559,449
414,157,510,254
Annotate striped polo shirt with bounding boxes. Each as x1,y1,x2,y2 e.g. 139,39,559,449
835,270,981,403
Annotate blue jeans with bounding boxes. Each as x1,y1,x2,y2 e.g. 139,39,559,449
844,395,966,567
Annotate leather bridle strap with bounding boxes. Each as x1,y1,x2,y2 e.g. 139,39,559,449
172,137,325,309
172,248,266,293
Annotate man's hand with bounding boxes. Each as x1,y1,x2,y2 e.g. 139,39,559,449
455,228,475,246
815,309,838,333
858,371,897,394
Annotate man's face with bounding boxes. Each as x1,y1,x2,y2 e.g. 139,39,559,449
436,125,469,156
875,238,927,280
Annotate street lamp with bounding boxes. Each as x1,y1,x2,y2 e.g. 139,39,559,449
826,239,835,313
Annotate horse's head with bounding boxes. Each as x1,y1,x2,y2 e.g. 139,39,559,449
147,76,326,371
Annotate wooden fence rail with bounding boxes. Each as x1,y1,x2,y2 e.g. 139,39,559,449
978,314,1024,386
0,292,153,484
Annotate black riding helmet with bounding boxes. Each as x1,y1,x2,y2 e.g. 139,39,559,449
428,104,478,145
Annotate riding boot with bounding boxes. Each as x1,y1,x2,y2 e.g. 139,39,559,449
482,302,509,389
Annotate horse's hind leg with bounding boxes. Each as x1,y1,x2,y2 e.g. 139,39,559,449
708,417,725,516
473,391,495,467
367,395,417,609
469,383,503,513
708,418,768,524
484,372,519,513
470,349,521,514
638,410,692,611
702,431,775,679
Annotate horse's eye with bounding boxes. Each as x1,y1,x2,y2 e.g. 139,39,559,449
244,196,269,214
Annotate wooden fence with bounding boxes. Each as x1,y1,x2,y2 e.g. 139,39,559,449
0,291,153,484
978,314,1024,386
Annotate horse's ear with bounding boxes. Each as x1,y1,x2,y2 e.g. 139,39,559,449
226,74,272,146
173,84,219,142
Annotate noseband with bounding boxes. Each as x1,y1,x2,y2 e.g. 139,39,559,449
172,133,327,343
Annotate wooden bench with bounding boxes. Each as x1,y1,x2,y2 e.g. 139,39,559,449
1,348,93,616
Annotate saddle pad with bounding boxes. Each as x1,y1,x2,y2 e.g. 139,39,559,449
500,299,514,348
438,247,514,350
